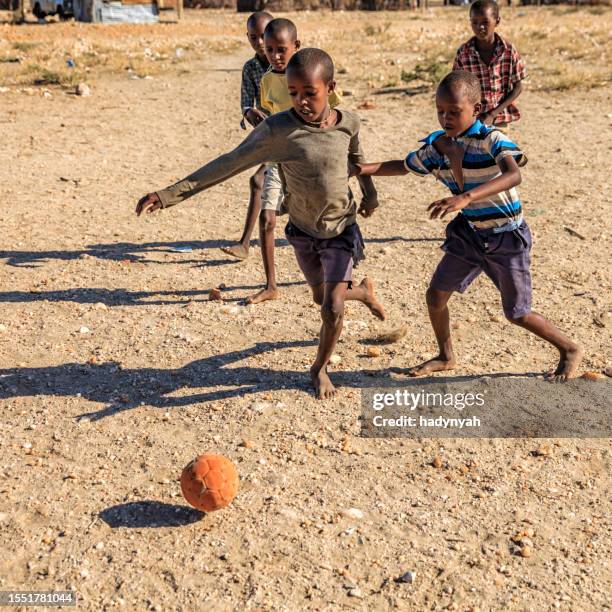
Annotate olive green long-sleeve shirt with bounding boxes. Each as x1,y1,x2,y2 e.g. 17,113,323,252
156,109,367,240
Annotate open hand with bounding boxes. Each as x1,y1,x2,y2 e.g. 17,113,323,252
427,194,470,220
135,193,162,216
245,108,267,127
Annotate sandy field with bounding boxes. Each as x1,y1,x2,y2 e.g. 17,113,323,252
0,7,611,611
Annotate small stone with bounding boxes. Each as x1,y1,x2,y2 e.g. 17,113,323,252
239,439,255,449
80,569,89,578
490,315,503,323
375,325,407,344
22,442,32,449
79,326,90,334
209,288,222,301
358,100,376,110
533,444,552,457
93,302,107,311
581,371,603,381
341,437,350,453
348,587,362,598
395,571,416,584
605,367,612,377
341,508,364,520
75,83,91,97
519,545,533,558
220,305,240,316
432,456,443,469
329,354,341,365
0,324,7,332
366,347,381,358
87,356,98,365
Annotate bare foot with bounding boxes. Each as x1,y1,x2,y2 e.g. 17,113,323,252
245,287,279,305
407,355,456,377
360,278,386,321
310,366,337,399
220,243,250,260
545,344,584,382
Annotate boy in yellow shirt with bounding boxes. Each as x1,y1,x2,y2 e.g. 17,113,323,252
246,18,341,305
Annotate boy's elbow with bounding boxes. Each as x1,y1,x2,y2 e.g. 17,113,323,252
513,168,522,187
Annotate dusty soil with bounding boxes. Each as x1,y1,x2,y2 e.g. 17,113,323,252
0,8,611,611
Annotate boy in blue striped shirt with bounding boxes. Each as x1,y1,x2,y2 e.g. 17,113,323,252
353,70,582,381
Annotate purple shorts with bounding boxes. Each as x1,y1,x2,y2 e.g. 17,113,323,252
285,222,365,287
430,215,532,319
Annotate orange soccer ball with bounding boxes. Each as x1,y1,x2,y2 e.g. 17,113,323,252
180,454,239,512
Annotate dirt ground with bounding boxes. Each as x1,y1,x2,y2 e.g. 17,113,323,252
0,7,611,611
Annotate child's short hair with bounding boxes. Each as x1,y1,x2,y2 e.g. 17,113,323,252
287,48,334,84
264,18,298,41
247,11,272,28
438,71,482,105
470,0,500,19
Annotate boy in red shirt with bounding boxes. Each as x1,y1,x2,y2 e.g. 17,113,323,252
453,0,527,133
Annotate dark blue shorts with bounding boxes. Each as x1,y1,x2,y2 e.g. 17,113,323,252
285,222,365,287
430,215,532,319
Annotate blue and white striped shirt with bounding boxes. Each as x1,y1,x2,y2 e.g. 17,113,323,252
405,120,527,230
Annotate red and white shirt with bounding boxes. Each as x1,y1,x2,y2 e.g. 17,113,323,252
453,34,527,124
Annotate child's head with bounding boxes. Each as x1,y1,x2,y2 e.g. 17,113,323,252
246,11,273,59
286,48,335,123
264,18,300,72
436,71,482,137
469,0,500,41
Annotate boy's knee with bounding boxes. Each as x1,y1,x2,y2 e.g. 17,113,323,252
250,172,264,192
321,300,344,325
260,211,276,233
506,313,530,326
311,286,324,305
426,287,449,311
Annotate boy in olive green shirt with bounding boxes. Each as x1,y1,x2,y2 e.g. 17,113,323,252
136,48,386,400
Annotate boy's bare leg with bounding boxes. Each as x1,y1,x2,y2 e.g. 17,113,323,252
246,209,279,304
507,312,583,381
408,287,457,376
310,282,348,399
346,277,386,320
308,278,385,399
221,164,266,260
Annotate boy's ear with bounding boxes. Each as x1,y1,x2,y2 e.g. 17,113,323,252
328,80,336,94
295,39,301,50
474,102,482,117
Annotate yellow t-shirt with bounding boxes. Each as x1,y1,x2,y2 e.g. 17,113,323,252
260,69,342,115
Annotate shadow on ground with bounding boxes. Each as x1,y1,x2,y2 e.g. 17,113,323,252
100,501,204,528
0,338,543,422
0,235,441,268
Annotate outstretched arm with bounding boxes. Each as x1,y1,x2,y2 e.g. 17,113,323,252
352,160,408,177
427,156,521,219
135,122,273,216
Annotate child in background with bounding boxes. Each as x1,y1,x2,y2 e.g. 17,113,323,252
453,0,527,133
136,49,385,399
353,71,582,381
246,18,342,305
221,11,273,262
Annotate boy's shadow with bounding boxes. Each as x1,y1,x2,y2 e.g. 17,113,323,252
0,239,291,269
0,340,319,421
99,501,204,528
0,282,305,307
0,337,543,422
0,236,439,268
